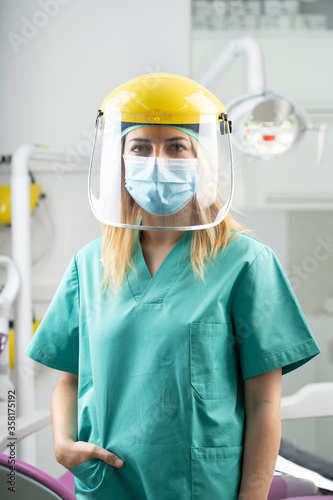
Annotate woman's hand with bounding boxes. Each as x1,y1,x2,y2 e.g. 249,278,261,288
55,438,124,469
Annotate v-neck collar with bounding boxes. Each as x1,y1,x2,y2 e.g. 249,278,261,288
127,231,191,305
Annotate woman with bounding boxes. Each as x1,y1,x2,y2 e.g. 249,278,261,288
26,73,320,500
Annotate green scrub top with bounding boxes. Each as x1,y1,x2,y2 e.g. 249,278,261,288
26,231,320,500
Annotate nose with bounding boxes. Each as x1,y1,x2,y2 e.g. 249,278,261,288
150,144,168,158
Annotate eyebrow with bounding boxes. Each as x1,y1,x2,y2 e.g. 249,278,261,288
127,136,191,143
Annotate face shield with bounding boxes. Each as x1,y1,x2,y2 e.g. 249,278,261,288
88,111,234,231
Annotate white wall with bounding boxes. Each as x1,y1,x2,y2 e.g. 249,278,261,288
0,0,191,478
1,0,191,153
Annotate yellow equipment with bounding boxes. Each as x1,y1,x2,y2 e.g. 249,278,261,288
0,184,42,226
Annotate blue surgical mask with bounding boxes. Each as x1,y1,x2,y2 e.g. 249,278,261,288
124,156,198,216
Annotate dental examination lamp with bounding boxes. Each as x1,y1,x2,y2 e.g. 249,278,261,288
200,37,328,163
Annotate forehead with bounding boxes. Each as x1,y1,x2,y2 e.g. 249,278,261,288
125,126,191,142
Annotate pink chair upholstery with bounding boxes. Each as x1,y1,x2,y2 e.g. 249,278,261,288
268,475,318,500
58,470,75,495
0,452,76,500
268,476,288,500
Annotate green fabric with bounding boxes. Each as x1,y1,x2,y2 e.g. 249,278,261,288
26,232,320,500
120,125,200,142
120,124,213,154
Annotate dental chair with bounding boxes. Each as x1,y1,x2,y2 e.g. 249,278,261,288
0,410,76,500
268,382,333,500
0,452,75,500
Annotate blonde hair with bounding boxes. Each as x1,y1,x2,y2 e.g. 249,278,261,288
101,212,247,293
100,133,250,292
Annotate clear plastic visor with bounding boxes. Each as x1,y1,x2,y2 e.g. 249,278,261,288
88,112,233,231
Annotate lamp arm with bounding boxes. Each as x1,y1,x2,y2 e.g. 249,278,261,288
10,143,70,465
199,37,266,96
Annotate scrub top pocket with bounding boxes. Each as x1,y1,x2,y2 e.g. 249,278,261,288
69,458,117,498
190,323,233,399
191,446,243,500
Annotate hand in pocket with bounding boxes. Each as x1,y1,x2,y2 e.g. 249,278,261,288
55,439,124,470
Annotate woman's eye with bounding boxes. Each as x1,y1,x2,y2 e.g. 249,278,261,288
168,143,187,152
131,144,151,153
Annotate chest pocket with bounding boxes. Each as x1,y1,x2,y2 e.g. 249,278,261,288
190,323,233,399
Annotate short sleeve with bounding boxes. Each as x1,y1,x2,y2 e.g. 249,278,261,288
25,255,80,374
232,246,320,380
